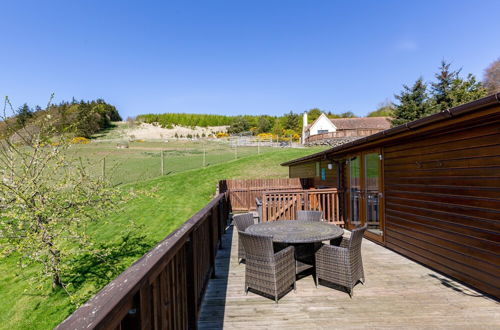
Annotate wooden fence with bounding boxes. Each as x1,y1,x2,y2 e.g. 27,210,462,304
220,178,307,211
306,128,384,142
262,188,343,226
56,193,230,330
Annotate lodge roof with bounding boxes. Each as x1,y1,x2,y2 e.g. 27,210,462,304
284,93,500,166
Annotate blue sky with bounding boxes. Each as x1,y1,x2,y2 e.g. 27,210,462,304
1,0,499,118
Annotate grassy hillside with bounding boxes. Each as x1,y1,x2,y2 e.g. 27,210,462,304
0,147,324,329
70,139,278,185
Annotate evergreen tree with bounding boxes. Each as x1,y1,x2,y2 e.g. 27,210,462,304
282,111,300,131
392,78,429,127
430,61,457,111
430,61,486,111
16,103,33,127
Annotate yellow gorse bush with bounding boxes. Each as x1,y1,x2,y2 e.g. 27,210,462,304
215,132,229,138
256,133,278,140
71,136,90,144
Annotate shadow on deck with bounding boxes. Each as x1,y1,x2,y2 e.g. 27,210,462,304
198,224,499,329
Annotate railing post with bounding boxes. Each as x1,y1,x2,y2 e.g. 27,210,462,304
209,208,217,279
303,191,309,210
218,199,224,249
262,193,267,222
185,236,198,330
139,285,152,330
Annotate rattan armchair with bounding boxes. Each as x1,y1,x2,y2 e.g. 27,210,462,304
315,225,367,297
233,213,255,263
239,232,296,303
296,210,323,221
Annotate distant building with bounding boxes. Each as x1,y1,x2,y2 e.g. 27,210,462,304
302,112,391,144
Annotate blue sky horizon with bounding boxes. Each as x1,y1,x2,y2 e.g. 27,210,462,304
1,0,499,119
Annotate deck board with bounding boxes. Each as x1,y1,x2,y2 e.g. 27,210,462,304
198,225,499,329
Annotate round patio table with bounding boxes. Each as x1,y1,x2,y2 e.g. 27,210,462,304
246,220,343,244
246,220,344,275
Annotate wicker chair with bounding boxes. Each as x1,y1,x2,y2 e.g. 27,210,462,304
314,225,367,297
233,213,255,263
239,231,296,303
296,210,323,221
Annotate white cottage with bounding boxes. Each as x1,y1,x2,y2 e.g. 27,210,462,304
301,112,391,144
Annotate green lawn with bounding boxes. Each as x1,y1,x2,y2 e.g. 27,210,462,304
70,139,278,185
0,146,325,329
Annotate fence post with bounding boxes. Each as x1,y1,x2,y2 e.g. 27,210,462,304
257,139,260,154
102,157,106,180
160,150,164,176
203,144,206,167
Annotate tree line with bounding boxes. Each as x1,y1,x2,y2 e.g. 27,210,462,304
138,109,358,137
2,98,122,139
372,58,500,127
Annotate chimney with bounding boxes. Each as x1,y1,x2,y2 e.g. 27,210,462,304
302,112,308,144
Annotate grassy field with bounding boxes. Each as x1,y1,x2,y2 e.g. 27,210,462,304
0,146,325,329
71,139,278,185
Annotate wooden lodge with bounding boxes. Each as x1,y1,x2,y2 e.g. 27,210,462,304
282,93,500,298
56,94,499,329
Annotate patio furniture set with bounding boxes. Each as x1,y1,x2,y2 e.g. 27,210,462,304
233,211,367,303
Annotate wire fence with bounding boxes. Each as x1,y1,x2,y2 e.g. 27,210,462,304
72,138,301,186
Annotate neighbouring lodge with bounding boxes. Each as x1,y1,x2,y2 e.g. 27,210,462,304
283,93,500,297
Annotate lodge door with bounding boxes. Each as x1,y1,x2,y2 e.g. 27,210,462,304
346,150,384,243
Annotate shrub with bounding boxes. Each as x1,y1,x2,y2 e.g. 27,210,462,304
70,136,90,144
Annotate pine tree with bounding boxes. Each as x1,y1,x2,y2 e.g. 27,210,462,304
430,61,457,111
430,61,486,111
16,103,34,127
391,78,429,127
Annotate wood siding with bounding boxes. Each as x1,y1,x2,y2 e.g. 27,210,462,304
383,117,500,298
290,160,338,188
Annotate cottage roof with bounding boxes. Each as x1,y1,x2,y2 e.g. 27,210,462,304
330,117,391,130
303,116,391,132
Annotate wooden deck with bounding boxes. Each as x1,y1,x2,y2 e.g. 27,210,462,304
198,225,499,329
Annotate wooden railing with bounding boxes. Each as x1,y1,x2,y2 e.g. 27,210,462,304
56,193,230,330
262,189,343,226
220,178,308,211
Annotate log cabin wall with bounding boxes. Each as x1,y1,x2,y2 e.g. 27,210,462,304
382,111,500,298
283,95,500,298
289,160,338,188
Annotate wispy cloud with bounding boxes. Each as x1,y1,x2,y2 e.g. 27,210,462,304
394,40,418,52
